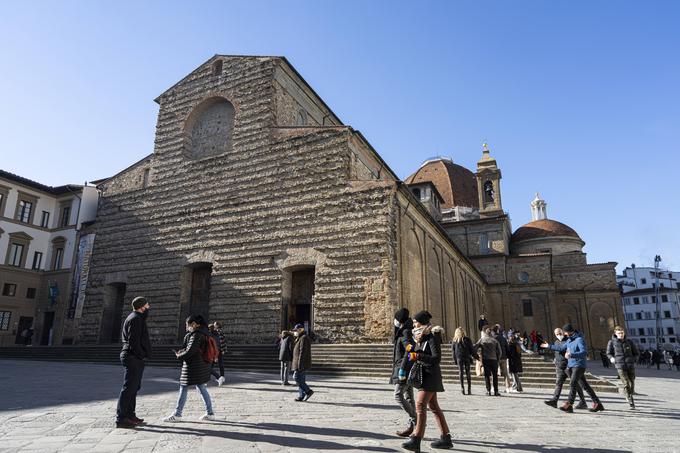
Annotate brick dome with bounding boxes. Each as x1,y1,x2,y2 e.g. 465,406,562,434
405,158,479,209
511,219,581,243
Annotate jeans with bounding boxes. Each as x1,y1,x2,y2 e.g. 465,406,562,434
173,384,213,416
483,359,499,394
116,354,145,422
458,361,471,390
617,368,635,399
551,366,585,403
413,391,449,438
294,370,311,398
394,382,416,426
498,359,511,389
510,372,523,392
210,353,225,379
280,361,291,384
567,367,600,405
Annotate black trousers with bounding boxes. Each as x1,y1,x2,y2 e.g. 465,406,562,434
551,366,585,402
458,361,471,389
116,354,145,422
210,353,225,379
567,367,600,405
483,359,499,394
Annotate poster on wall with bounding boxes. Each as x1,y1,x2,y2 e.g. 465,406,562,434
68,234,95,319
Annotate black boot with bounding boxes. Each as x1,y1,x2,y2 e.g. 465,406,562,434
431,433,453,449
402,436,421,452
460,385,465,395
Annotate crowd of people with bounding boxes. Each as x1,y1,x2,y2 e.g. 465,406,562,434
112,295,659,451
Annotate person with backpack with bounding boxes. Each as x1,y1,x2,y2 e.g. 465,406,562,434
401,310,452,452
451,327,476,395
392,308,416,438
208,322,227,386
278,330,294,386
291,323,314,402
164,315,217,422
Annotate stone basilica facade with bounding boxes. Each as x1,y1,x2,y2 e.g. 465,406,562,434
77,55,621,350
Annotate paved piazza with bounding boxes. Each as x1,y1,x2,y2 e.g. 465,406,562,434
0,360,678,453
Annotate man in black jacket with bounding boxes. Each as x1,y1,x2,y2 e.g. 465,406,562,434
391,308,416,437
606,325,639,409
116,296,151,429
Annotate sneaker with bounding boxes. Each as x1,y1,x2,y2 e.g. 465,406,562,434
199,413,216,421
575,401,588,410
217,376,226,386
303,389,315,401
163,414,182,422
589,402,605,412
494,392,501,397
505,388,511,394
294,396,305,402
115,418,137,429
544,399,558,408
559,402,573,413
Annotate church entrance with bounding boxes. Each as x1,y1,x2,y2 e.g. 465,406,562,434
178,263,212,340
100,282,126,344
285,267,315,332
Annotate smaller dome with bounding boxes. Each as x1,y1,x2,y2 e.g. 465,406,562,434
405,158,478,209
511,219,581,243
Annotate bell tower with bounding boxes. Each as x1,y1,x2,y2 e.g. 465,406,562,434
476,142,503,218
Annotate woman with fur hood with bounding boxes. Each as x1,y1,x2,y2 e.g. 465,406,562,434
401,310,452,452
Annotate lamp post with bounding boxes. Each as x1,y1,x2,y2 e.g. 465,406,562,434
654,255,662,349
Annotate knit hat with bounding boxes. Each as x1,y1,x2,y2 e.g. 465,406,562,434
293,323,304,330
562,323,574,333
394,308,410,324
413,310,432,325
131,296,147,310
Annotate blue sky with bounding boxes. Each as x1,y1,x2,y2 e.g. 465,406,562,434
1,1,678,272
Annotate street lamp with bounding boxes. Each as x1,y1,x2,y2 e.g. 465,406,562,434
654,255,662,349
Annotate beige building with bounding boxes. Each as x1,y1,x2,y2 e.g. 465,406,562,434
0,170,98,346
77,55,486,345
406,147,623,351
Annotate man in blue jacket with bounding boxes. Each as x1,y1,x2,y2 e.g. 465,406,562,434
541,323,604,413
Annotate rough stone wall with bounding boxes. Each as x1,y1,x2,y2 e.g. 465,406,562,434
273,80,320,126
79,57,402,344
506,255,552,285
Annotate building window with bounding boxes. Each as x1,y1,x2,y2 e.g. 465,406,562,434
0,185,9,217
664,311,671,318
26,288,36,299
660,283,665,288
651,296,657,303
642,296,649,304
522,299,533,317
637,328,645,336
518,272,530,283
647,327,654,335
641,278,647,284
58,202,71,227
635,312,642,320
0,311,10,330
668,327,675,335
662,295,668,302
640,338,646,344
7,243,24,267
17,199,33,223
644,312,652,319
2,283,17,297
412,188,421,199
625,313,633,321
142,168,150,188
53,248,64,270
480,233,489,254
32,251,42,270
40,211,50,228
633,297,639,304
670,337,677,343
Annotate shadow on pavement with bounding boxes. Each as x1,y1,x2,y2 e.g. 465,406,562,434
454,439,632,452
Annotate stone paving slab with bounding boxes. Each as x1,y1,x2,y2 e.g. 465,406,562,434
0,360,678,452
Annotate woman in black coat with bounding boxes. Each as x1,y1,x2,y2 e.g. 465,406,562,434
452,327,476,395
164,315,216,422
402,311,452,452
506,334,523,393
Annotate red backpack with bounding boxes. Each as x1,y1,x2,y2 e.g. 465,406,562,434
202,334,220,364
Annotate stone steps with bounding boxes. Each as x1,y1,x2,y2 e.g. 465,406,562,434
0,344,618,392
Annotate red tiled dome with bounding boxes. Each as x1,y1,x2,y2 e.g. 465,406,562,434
511,219,581,243
405,159,479,209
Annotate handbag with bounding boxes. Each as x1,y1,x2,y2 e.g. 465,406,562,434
407,361,424,389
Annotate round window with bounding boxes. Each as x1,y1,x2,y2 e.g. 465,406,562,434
518,271,529,283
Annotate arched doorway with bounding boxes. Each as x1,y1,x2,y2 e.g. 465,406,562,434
282,266,315,332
